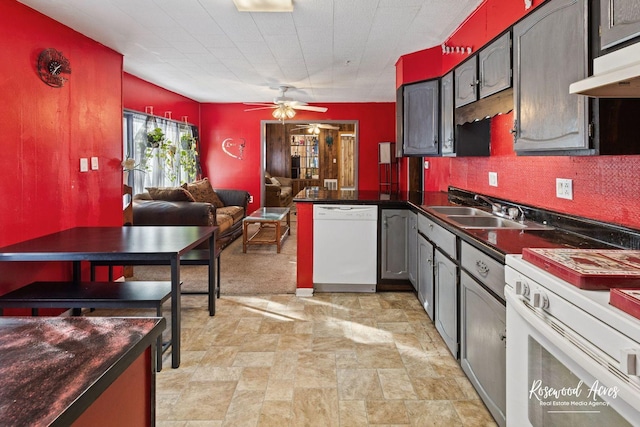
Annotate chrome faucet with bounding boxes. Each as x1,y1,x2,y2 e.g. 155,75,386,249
474,194,504,214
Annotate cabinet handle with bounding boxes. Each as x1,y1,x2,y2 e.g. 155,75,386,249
475,260,490,277
499,332,506,343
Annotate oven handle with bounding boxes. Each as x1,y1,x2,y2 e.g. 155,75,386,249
506,288,640,408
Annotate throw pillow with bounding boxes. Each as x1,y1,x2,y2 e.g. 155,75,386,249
270,177,281,186
182,178,225,208
146,187,195,202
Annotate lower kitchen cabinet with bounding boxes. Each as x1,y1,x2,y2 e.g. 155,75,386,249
380,209,410,280
460,271,506,427
417,233,435,321
408,211,418,289
434,249,458,358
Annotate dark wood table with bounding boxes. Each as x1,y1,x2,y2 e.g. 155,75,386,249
0,226,216,368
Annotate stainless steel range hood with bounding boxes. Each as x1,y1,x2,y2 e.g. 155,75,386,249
569,42,640,97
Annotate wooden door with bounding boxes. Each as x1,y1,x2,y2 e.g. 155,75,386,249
338,132,355,189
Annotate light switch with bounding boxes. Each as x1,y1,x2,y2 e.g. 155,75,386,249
80,158,89,172
91,157,99,170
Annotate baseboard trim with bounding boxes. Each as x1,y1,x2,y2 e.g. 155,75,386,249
295,288,314,297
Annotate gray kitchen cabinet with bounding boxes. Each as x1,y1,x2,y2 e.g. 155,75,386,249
435,249,458,358
455,56,478,108
408,211,418,289
381,209,410,280
402,80,439,156
460,241,506,426
512,0,589,153
479,32,511,99
460,271,506,427
600,0,640,49
417,233,435,321
440,71,455,155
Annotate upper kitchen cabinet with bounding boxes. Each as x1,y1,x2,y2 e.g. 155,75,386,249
402,79,440,156
440,71,455,155
512,0,589,153
600,0,640,50
478,32,512,99
455,57,478,108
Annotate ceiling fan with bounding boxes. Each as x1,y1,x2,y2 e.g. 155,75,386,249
291,123,340,134
244,86,328,121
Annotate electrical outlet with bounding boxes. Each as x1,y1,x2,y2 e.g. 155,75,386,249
424,160,429,169
91,156,99,170
248,195,254,203
489,171,498,187
556,178,573,200
80,158,89,172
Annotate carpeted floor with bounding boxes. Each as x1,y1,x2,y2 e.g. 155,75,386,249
128,211,297,295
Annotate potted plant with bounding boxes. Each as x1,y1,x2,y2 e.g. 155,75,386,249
147,127,165,148
145,127,177,181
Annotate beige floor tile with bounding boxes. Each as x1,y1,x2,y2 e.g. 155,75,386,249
365,400,410,425
105,292,496,426
292,388,339,426
337,368,384,400
377,368,418,400
338,400,369,426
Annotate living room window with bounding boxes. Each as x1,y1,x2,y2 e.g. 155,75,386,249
123,110,200,195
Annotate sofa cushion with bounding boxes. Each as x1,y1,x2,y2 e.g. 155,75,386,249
280,187,293,199
216,214,234,233
182,178,224,208
216,206,245,223
146,187,195,202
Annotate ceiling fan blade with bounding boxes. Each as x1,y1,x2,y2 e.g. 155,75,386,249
317,124,340,130
244,103,276,107
292,105,328,113
244,105,277,112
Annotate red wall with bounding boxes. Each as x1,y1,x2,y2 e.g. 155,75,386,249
397,0,640,231
200,103,395,213
0,1,123,297
123,74,201,129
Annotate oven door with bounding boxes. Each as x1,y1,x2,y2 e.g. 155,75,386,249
505,287,640,426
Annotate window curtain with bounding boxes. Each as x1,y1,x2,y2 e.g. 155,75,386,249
123,111,201,195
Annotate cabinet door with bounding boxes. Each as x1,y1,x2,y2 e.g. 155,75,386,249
460,272,506,426
403,80,439,156
407,211,418,288
435,250,458,358
513,0,588,152
440,71,455,155
600,0,640,49
381,209,410,280
455,56,478,108
479,32,511,99
418,234,435,321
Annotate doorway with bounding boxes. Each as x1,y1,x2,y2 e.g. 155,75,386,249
262,121,358,205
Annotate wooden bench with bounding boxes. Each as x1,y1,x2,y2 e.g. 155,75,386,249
0,280,172,372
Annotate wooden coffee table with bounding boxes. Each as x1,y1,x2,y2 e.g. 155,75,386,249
243,207,291,253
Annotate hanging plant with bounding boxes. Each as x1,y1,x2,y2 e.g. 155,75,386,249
144,127,177,181
179,134,199,181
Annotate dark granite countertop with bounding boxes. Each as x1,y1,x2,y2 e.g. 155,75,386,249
293,188,632,261
0,316,165,426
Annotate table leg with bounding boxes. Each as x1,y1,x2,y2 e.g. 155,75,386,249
242,221,248,253
208,233,215,316
170,255,181,368
276,221,281,253
72,261,82,316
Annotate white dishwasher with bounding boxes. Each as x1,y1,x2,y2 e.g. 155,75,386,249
313,204,378,292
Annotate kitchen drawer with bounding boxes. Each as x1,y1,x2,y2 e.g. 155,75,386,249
461,241,505,300
418,214,456,257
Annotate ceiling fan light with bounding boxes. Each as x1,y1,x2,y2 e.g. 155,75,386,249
285,107,296,119
272,107,285,119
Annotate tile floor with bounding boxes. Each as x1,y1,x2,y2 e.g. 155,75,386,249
147,292,497,426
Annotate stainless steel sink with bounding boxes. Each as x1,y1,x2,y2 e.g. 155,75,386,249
427,206,492,216
446,215,527,229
